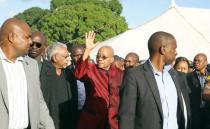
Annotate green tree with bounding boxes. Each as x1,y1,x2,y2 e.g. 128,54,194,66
50,0,122,15
38,3,128,45
14,7,50,30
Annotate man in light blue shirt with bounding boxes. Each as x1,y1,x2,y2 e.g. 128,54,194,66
150,61,179,129
119,31,190,129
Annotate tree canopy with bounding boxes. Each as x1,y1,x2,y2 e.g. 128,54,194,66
14,7,49,30
38,3,128,45
50,0,123,15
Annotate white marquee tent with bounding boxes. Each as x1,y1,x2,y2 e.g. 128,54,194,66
90,3,210,61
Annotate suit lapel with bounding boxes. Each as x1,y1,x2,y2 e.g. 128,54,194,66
0,60,9,110
144,61,163,119
169,69,184,113
192,72,201,88
22,57,31,93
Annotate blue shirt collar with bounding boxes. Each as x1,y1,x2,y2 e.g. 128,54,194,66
148,59,172,76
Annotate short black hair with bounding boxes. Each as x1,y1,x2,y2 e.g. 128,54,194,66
148,31,175,55
70,44,85,53
125,52,139,62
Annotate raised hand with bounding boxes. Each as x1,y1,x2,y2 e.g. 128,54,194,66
85,31,97,50
82,31,99,60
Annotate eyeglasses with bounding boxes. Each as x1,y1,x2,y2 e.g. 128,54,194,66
96,55,109,60
30,42,42,48
57,54,70,59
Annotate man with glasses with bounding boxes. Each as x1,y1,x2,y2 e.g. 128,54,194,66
40,42,74,129
28,31,48,70
74,31,124,129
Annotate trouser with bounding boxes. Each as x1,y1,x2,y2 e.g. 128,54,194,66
192,108,210,129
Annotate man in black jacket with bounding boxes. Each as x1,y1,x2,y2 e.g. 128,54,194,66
119,31,191,129
40,42,74,129
187,53,210,129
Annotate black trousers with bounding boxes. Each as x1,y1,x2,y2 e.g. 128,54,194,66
192,108,210,129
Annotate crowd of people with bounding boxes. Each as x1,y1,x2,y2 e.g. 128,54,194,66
0,18,210,129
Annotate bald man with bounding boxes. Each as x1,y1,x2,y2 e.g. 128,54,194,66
187,53,210,129
28,31,48,70
119,31,191,129
0,18,55,129
124,52,140,69
74,32,124,129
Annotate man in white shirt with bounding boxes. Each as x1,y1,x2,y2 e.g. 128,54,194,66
0,18,55,129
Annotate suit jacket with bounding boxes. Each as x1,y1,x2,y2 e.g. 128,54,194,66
187,70,210,129
0,56,55,129
119,60,191,129
187,70,210,110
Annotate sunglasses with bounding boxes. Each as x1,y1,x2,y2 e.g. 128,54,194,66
96,55,109,60
30,42,42,48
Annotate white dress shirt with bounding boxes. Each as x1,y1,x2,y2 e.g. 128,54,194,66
0,48,28,129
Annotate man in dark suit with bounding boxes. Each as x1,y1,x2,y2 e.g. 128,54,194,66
187,53,210,129
119,31,191,129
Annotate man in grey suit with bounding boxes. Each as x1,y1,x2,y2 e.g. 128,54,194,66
119,31,191,129
0,18,55,129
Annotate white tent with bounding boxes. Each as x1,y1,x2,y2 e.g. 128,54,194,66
90,3,210,61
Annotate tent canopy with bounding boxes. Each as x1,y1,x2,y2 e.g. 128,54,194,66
90,4,210,61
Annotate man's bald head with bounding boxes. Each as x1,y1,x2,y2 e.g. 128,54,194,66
98,46,114,57
193,53,208,72
0,18,31,42
125,52,139,62
148,31,176,56
124,52,140,68
0,18,32,59
195,53,207,62
96,46,114,70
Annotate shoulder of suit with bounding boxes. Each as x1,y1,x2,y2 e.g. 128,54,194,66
125,65,143,75
23,56,38,64
186,71,196,78
176,71,188,79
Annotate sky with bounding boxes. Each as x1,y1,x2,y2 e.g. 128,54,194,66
0,0,210,28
